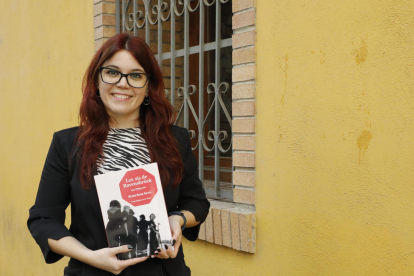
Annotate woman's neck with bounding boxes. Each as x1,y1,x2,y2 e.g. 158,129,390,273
109,118,139,129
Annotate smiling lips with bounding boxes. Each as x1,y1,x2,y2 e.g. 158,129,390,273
112,93,131,101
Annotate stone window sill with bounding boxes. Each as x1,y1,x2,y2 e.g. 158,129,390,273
198,200,256,253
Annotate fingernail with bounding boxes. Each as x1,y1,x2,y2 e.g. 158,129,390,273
172,239,176,246
164,244,168,250
156,248,161,253
127,245,133,249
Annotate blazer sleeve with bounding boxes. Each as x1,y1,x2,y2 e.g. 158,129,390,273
27,132,73,263
175,127,210,241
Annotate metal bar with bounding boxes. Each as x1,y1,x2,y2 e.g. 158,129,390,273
170,0,176,105
155,38,232,60
116,0,120,33
145,0,150,44
133,0,137,35
198,1,205,184
122,0,126,33
183,0,189,129
214,0,222,197
157,0,162,65
203,39,232,51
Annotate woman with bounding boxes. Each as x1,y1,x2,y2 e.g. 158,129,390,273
136,214,150,254
148,214,160,254
27,33,210,276
118,206,139,260
106,200,124,249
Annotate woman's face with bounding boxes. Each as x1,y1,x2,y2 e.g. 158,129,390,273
98,49,148,126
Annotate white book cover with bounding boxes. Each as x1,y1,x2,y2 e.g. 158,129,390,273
94,163,173,260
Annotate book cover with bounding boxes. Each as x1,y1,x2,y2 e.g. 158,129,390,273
94,163,173,260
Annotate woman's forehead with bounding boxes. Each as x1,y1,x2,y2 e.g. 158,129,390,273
103,49,144,72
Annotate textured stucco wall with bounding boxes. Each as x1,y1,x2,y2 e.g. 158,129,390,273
0,1,93,275
185,0,414,275
254,0,414,274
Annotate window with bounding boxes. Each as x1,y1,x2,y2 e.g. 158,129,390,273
116,0,233,200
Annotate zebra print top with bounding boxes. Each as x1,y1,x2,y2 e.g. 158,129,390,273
96,127,151,175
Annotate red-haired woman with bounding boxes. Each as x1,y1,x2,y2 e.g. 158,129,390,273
28,33,210,276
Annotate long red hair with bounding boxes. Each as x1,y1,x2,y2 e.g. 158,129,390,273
75,33,183,189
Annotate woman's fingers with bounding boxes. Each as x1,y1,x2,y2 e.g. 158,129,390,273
112,245,149,264
118,256,149,268
92,246,148,275
165,235,181,259
112,245,133,254
153,246,169,259
152,216,185,260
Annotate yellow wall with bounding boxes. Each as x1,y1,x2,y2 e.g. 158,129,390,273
184,0,414,275
3,0,414,275
0,1,93,275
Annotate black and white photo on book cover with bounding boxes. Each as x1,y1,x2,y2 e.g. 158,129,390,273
94,163,173,260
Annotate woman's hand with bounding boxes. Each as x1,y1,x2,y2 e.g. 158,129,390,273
48,237,148,275
152,216,182,259
88,245,149,275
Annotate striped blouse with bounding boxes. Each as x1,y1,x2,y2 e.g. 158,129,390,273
96,127,151,175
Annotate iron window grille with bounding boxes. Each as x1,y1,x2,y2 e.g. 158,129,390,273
116,0,233,200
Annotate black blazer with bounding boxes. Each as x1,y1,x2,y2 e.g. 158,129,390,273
27,125,210,276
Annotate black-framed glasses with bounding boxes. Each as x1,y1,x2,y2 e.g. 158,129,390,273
99,67,150,88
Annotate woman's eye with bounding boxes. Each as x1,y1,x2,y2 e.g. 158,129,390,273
130,73,142,80
107,69,119,76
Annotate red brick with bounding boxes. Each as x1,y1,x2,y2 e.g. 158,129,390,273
233,83,255,99
205,209,214,243
149,43,171,55
94,14,116,28
233,0,255,12
149,20,181,31
233,152,255,167
163,78,182,90
221,208,232,247
233,47,255,65
232,101,255,116
233,187,255,205
161,67,181,78
232,10,255,29
233,118,255,133
233,65,256,82
162,58,183,66
233,30,255,49
239,212,256,253
233,170,255,187
212,208,223,245
198,221,206,240
94,26,116,40
209,201,235,246
93,2,116,16
230,211,241,251
233,135,255,151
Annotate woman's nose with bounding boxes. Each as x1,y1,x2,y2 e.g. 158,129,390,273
117,75,130,88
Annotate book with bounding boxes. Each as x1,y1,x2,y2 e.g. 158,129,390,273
94,163,173,260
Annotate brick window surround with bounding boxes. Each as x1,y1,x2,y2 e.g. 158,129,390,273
93,0,256,253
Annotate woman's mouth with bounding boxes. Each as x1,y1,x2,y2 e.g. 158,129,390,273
112,93,131,100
